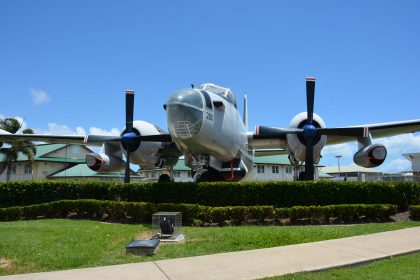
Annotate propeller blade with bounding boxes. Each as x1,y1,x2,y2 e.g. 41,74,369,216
304,137,314,180
306,77,316,124
132,134,173,142
126,90,135,132
256,126,303,137
317,127,369,137
124,151,131,183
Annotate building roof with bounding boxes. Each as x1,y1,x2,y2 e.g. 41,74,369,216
50,164,140,178
173,157,190,171
320,165,382,174
403,153,420,161
253,155,291,165
0,143,87,163
318,171,333,178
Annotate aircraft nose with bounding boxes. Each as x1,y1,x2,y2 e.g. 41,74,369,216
166,89,204,139
166,88,204,109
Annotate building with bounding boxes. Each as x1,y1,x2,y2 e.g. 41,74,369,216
403,153,420,176
138,155,330,182
383,153,420,182
0,143,139,182
1,143,328,182
320,165,383,182
137,157,192,182
0,144,89,181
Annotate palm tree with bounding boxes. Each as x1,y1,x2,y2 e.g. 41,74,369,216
0,118,36,181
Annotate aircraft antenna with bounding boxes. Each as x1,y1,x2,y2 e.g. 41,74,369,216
243,94,248,130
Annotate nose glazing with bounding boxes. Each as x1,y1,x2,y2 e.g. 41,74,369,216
166,89,204,139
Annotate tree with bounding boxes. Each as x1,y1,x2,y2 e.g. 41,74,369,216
0,118,36,181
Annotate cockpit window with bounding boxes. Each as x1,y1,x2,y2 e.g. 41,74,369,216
199,83,237,108
167,89,203,109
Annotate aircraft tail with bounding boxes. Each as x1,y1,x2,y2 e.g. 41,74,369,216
243,95,248,129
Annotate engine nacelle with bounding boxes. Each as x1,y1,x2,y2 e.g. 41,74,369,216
353,144,387,168
286,112,327,163
121,120,179,170
86,153,125,173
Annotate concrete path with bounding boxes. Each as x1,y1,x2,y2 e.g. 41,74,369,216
2,226,420,280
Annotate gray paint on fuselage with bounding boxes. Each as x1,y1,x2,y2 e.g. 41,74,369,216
166,87,254,175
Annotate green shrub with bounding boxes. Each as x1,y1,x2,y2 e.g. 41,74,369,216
0,181,418,210
0,200,398,225
409,205,420,220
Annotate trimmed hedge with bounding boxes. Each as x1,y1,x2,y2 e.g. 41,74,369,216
409,205,420,220
0,199,398,225
0,181,418,210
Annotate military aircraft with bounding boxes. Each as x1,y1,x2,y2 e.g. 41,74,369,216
1,78,419,182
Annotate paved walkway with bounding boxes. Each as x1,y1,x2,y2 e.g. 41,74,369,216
2,227,420,280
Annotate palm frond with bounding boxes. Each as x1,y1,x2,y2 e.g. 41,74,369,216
0,118,22,134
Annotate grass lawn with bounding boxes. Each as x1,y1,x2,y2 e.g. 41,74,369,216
266,251,420,279
0,219,419,275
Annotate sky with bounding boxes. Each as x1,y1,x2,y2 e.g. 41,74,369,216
0,0,419,173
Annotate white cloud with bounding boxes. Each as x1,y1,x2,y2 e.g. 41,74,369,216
76,127,86,135
89,127,120,136
322,142,357,158
34,123,120,136
30,88,51,105
379,158,411,173
373,133,420,157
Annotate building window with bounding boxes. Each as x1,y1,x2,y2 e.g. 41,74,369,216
187,171,192,177
72,146,80,154
10,165,16,174
24,164,32,174
173,171,181,178
151,172,156,178
257,165,265,173
272,166,279,174
286,167,292,174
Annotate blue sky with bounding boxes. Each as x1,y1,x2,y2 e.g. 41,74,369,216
1,0,419,172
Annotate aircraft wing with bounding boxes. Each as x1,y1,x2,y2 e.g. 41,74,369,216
0,133,173,146
247,131,288,150
326,119,420,145
253,148,288,157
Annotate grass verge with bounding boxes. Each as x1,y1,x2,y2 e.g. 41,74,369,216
266,250,420,279
0,219,419,275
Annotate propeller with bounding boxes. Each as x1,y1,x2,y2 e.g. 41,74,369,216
255,77,369,181
122,90,135,183
119,90,174,183
303,77,316,180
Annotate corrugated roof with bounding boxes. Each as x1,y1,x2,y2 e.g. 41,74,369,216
318,171,333,178
253,155,291,165
173,158,190,171
50,164,140,178
34,144,67,158
0,143,73,162
320,165,382,174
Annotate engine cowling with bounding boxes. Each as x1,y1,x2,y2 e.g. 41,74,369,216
86,153,125,172
286,112,327,163
121,120,178,170
353,144,387,168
